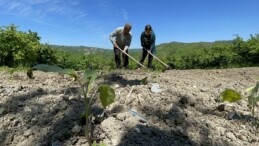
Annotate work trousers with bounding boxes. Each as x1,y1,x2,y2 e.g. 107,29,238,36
114,47,129,68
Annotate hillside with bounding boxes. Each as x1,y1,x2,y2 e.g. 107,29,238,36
49,40,232,58
156,41,232,55
50,45,112,55
1,67,259,145
50,40,233,54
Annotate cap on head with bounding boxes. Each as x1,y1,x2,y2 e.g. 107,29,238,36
145,24,152,31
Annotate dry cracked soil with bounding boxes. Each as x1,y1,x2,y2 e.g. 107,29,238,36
1,67,259,146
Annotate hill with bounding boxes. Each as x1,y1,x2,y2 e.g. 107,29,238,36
49,40,232,58
50,40,233,54
157,40,232,55
50,45,112,55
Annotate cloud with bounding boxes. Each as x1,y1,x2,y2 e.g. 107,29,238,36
1,0,84,18
1,0,111,43
73,12,88,20
97,0,111,9
5,1,23,10
27,0,52,4
0,1,38,16
121,9,128,20
7,1,22,10
46,4,66,15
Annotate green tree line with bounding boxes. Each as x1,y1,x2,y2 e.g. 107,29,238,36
1,24,259,70
158,34,259,69
0,24,114,70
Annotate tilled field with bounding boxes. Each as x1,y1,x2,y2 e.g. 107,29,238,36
1,67,259,146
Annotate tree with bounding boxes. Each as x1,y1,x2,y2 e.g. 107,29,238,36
37,44,57,65
0,24,41,67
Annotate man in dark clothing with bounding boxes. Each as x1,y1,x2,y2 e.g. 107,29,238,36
139,24,156,68
109,23,132,69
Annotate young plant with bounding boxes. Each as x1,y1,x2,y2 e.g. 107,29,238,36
220,82,259,117
92,140,106,146
7,68,15,80
141,77,148,85
30,64,115,146
245,82,259,116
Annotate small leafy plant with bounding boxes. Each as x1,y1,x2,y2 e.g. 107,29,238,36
92,140,106,146
220,82,259,117
6,68,16,80
141,77,148,85
30,64,115,146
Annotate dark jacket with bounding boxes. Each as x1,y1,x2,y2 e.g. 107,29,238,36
140,31,156,55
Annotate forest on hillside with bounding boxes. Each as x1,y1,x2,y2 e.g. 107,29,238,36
1,24,259,71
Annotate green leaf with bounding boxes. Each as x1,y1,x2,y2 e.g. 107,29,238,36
33,64,65,74
98,85,115,108
141,77,148,85
248,96,256,107
92,141,97,146
220,89,242,103
84,69,97,83
33,64,78,80
84,69,97,93
99,143,106,146
248,96,259,106
26,68,33,79
246,85,256,93
64,69,78,80
248,96,256,117
246,82,259,95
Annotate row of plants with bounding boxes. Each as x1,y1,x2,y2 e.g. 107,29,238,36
161,35,259,69
1,24,259,71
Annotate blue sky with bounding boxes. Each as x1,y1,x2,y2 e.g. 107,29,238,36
1,0,259,49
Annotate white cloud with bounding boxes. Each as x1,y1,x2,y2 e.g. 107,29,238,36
1,0,85,18
19,5,32,15
27,0,52,4
73,12,88,20
47,5,66,15
96,0,113,12
1,1,32,15
7,2,22,10
31,18,59,27
121,9,128,20
1,0,109,41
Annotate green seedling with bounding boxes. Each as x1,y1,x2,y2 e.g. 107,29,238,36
141,77,148,85
27,68,33,79
252,120,259,128
30,64,115,146
220,82,259,117
7,68,15,80
245,82,259,117
98,85,116,108
92,140,106,146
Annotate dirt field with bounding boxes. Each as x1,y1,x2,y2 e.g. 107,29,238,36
1,67,259,146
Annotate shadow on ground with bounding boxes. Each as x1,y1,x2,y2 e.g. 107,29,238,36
195,105,259,124
116,99,238,146
0,83,86,145
101,72,143,87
